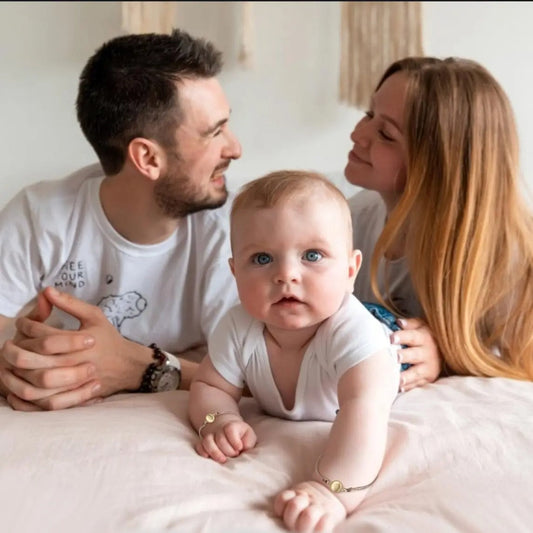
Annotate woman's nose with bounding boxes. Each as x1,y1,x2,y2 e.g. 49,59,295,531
351,119,370,148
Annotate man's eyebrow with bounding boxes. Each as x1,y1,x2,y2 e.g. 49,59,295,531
201,117,228,136
201,109,233,136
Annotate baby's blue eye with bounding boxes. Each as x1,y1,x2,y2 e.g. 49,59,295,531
253,253,272,265
304,250,322,262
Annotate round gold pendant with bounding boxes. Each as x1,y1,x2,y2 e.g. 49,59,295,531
330,480,344,493
205,413,216,423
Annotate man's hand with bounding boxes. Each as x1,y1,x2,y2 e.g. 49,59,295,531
0,287,150,411
392,317,442,392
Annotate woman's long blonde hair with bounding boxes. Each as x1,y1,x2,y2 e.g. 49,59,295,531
371,57,533,380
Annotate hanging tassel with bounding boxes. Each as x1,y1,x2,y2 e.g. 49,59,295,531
339,2,424,109
238,2,255,69
121,2,176,35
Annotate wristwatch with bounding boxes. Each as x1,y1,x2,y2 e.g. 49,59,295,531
138,343,182,393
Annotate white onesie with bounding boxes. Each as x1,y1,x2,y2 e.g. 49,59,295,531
209,294,400,422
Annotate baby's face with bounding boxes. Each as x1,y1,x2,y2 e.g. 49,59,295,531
230,194,358,333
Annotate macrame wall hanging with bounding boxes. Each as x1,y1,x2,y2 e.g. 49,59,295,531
339,1,424,109
238,2,255,69
121,2,176,34
121,1,254,69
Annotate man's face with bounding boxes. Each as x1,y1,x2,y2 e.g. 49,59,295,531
154,77,242,218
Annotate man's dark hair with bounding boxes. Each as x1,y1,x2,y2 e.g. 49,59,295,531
76,29,223,175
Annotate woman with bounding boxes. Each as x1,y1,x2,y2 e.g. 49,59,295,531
347,57,533,390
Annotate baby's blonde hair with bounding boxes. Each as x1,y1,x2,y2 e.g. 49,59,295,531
231,170,353,249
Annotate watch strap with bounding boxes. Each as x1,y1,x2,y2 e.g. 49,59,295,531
138,343,180,393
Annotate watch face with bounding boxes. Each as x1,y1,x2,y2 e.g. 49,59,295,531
156,367,181,392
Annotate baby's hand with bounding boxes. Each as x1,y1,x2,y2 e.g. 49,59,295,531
274,480,346,532
195,418,257,464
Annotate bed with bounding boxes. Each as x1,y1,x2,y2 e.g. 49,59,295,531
1,375,532,533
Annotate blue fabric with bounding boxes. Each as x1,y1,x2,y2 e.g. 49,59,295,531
362,302,411,371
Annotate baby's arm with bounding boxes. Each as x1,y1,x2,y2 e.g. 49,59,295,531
189,356,257,464
274,349,397,532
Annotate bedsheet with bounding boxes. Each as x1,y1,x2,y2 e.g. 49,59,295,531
1,376,532,533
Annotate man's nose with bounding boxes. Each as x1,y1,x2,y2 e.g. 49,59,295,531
223,128,242,160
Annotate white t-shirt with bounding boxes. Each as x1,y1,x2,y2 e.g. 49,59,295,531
0,163,239,354
348,189,423,318
208,294,400,422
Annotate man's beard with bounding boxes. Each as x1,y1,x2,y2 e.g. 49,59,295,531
154,165,229,219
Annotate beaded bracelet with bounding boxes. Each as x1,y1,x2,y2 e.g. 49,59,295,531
198,411,235,438
315,455,379,493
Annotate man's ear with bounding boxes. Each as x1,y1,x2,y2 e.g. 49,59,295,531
228,257,235,276
127,137,164,181
347,249,362,291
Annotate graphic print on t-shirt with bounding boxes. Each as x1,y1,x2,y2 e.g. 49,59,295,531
53,260,86,289
97,291,147,331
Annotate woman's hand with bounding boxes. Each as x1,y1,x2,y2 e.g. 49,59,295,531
392,317,442,392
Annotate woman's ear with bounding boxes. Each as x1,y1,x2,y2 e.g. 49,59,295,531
127,138,165,181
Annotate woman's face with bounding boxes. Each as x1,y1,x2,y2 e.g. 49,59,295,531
344,72,408,202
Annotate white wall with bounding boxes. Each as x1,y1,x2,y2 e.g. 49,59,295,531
1,1,532,208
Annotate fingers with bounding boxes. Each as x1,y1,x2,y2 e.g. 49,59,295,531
396,346,426,365
0,367,68,400
240,426,258,451
42,287,103,326
12,362,96,389
2,339,87,369
277,490,327,532
16,316,67,339
198,433,230,463
396,317,424,330
225,424,257,452
391,327,427,348
392,318,442,391
30,380,102,410
274,490,296,517
274,482,347,533
6,393,44,411
0,365,99,401
399,365,430,392
275,490,309,527
196,422,257,463
225,424,245,452
14,325,95,355
23,291,53,323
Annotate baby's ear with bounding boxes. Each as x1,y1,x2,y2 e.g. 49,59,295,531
228,258,235,276
348,250,362,290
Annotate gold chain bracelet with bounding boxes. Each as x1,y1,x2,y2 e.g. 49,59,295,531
315,455,379,493
198,411,235,438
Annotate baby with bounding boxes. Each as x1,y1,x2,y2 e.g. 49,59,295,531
188,170,400,532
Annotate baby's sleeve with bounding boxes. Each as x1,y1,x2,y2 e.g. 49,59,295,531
328,298,396,379
207,306,248,388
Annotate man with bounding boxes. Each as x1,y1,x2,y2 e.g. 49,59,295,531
0,29,241,411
